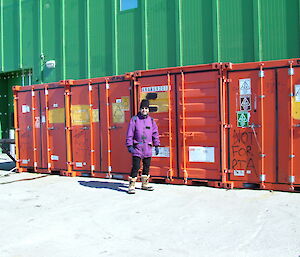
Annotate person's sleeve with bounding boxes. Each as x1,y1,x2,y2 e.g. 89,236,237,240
152,120,160,147
126,117,135,147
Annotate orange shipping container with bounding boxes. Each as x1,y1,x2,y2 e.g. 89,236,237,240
13,58,300,192
224,59,300,191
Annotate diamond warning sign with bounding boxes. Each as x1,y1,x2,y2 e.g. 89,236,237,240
239,78,251,95
240,95,251,111
237,111,250,127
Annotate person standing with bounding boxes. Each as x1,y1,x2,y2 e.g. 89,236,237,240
126,99,160,194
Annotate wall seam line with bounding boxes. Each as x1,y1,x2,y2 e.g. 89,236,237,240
19,0,22,68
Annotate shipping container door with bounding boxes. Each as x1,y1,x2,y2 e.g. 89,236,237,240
136,75,177,179
38,90,48,170
98,80,133,176
48,87,67,170
227,69,276,184
34,90,47,170
277,66,300,185
176,71,222,181
70,85,92,173
18,90,34,168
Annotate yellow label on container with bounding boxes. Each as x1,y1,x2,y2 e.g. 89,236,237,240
49,108,65,124
93,109,99,122
112,103,125,123
71,105,99,125
292,97,300,120
122,96,130,111
140,91,169,112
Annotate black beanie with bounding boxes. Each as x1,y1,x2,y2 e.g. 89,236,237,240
140,99,149,109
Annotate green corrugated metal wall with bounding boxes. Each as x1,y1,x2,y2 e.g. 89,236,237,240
0,0,299,137
1,0,300,81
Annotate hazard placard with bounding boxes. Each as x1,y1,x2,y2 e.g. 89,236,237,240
295,85,300,102
240,95,251,111
239,78,251,95
112,103,125,123
237,111,250,127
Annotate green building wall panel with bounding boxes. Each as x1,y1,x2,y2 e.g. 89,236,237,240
181,0,214,66
3,0,20,72
260,0,300,60
21,0,39,81
0,0,299,81
42,0,63,82
64,0,88,80
219,0,255,63
146,0,177,69
89,0,114,78
117,5,144,74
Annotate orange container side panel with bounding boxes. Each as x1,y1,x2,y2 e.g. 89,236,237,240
69,77,133,179
177,71,222,181
17,90,34,169
136,64,223,183
226,58,300,190
47,86,67,170
277,66,300,186
136,74,178,179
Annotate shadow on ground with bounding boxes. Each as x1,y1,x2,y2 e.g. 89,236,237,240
78,181,128,193
0,161,15,171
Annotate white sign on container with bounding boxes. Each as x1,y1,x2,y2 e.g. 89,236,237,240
142,85,169,92
152,147,170,157
189,146,215,163
295,85,300,102
239,78,251,95
22,105,30,113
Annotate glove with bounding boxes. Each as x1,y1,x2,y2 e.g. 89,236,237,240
155,146,159,155
128,146,135,154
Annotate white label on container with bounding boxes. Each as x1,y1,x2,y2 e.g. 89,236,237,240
35,117,40,128
22,159,29,164
239,79,251,95
75,162,83,168
53,103,58,108
152,147,170,157
41,115,46,123
234,170,245,176
142,85,169,92
295,85,300,102
246,170,251,174
22,105,30,113
116,98,122,103
189,146,215,163
51,155,59,161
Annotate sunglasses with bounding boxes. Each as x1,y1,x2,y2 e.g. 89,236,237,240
141,107,149,110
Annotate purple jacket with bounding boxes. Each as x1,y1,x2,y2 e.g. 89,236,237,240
126,113,160,158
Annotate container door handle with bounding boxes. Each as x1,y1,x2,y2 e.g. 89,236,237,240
110,125,121,130
48,126,55,130
81,126,89,130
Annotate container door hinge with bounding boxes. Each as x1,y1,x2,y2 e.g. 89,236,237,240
223,124,232,129
260,174,266,182
288,68,295,76
289,176,295,183
223,78,232,83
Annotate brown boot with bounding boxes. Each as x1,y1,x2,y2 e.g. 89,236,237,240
141,175,154,191
128,177,137,194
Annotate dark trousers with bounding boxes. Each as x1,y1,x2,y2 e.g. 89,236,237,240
130,156,151,178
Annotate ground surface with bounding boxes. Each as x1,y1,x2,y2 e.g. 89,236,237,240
0,154,299,257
